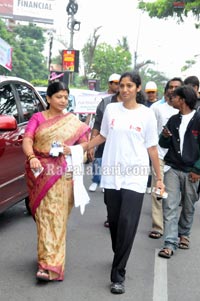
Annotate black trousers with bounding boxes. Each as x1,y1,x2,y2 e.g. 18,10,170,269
105,188,144,283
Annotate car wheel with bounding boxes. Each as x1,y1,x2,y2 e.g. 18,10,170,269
25,197,31,215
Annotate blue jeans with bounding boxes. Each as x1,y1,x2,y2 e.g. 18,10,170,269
163,168,199,251
92,158,102,184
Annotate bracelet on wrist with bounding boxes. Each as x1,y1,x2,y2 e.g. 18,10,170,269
156,179,162,181
27,154,36,161
29,156,36,161
27,153,34,158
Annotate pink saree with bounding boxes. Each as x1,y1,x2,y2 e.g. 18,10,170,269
24,112,90,280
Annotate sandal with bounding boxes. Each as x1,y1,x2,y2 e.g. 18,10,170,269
36,269,50,281
149,231,162,239
179,236,190,249
158,248,173,259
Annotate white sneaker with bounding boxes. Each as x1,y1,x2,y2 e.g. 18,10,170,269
89,182,98,192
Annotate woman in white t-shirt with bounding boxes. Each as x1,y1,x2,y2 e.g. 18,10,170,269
88,71,165,295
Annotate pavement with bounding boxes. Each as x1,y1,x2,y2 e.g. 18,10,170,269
1,171,200,301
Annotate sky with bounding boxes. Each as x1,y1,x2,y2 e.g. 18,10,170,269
52,0,200,80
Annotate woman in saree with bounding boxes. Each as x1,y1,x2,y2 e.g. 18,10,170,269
22,81,90,282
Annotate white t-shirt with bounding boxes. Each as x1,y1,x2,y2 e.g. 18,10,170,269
151,101,178,159
179,110,195,154
100,102,158,193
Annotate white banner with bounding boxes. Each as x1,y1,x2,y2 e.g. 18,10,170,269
72,90,109,114
0,37,12,71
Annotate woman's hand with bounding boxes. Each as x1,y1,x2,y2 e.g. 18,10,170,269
29,157,42,170
87,148,95,162
63,144,71,155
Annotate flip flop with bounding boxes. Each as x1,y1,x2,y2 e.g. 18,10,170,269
158,248,173,259
149,231,162,239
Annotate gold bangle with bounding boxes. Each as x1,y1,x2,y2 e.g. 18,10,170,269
27,153,34,156
156,179,162,181
27,155,36,161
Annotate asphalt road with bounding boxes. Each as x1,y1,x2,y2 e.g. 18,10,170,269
0,172,200,301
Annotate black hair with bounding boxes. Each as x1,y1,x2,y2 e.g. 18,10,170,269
46,81,70,109
173,85,198,110
119,71,141,88
165,77,183,91
184,76,199,89
47,81,69,97
136,90,146,104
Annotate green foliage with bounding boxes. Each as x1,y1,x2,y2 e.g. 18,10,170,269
181,59,196,71
30,79,48,87
81,28,167,91
0,20,48,81
137,1,200,74
92,43,132,90
86,43,132,90
138,0,200,23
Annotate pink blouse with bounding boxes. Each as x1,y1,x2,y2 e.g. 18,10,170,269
24,112,46,139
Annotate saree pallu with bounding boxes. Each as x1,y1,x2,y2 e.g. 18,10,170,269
25,112,89,280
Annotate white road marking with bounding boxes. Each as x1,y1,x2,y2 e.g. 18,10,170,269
153,248,168,301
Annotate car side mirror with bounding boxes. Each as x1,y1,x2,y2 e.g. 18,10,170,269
0,115,17,131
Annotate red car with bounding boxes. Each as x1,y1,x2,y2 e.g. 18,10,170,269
0,76,46,214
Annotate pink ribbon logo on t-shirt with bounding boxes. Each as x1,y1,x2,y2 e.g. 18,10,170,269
110,119,115,128
129,125,141,132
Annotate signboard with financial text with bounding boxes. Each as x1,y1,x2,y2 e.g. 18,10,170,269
0,0,55,24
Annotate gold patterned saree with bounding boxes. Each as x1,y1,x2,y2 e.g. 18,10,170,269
24,112,89,280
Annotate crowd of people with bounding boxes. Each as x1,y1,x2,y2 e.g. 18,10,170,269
22,72,200,295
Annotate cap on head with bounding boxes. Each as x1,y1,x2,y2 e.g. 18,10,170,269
145,81,157,92
109,73,121,83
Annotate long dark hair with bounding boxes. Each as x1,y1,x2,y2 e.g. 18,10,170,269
46,81,70,109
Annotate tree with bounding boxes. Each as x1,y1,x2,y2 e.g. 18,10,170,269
81,28,132,90
81,28,168,91
138,1,200,72
81,26,102,79
181,58,197,71
138,0,200,24
117,36,129,51
0,20,48,81
91,43,132,90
